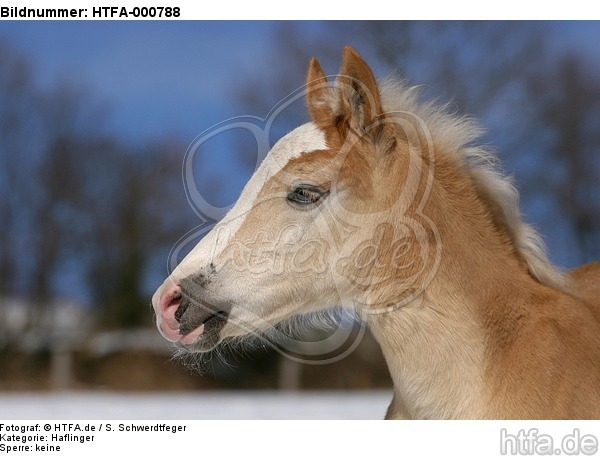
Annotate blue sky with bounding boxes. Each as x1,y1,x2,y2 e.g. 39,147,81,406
1,22,598,134
2,21,599,143
1,21,599,271
0,21,277,142
0,21,287,218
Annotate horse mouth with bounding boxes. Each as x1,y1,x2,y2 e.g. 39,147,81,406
172,292,230,352
178,310,229,352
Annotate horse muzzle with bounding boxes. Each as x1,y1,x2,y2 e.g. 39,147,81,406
152,276,231,352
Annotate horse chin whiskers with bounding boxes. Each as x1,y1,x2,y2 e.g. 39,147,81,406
172,330,270,375
172,343,231,375
170,307,349,375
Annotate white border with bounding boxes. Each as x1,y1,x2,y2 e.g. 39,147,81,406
1,1,598,19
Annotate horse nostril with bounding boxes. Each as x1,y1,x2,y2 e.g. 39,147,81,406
174,295,187,323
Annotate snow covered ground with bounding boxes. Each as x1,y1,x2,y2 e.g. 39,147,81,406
0,391,392,420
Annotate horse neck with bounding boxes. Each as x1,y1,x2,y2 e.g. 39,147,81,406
366,157,552,419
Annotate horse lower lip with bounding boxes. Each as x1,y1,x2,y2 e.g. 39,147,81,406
179,311,225,336
180,324,205,344
202,311,226,325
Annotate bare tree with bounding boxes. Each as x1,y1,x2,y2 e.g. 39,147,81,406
0,41,36,296
0,40,196,329
89,138,194,328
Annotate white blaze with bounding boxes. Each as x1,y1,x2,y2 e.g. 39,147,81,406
169,122,327,283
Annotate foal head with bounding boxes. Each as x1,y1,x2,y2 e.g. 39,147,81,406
152,46,438,353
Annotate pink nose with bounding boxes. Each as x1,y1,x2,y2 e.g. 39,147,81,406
154,282,183,342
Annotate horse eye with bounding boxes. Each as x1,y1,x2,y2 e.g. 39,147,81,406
287,185,327,206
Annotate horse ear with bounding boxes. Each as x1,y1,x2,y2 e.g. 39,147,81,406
306,57,334,127
338,46,383,135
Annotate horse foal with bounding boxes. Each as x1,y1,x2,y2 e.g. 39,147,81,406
153,46,600,419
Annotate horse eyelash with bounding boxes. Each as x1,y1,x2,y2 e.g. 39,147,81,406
297,187,320,203
288,184,328,205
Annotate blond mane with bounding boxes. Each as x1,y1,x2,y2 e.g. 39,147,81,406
375,77,567,290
